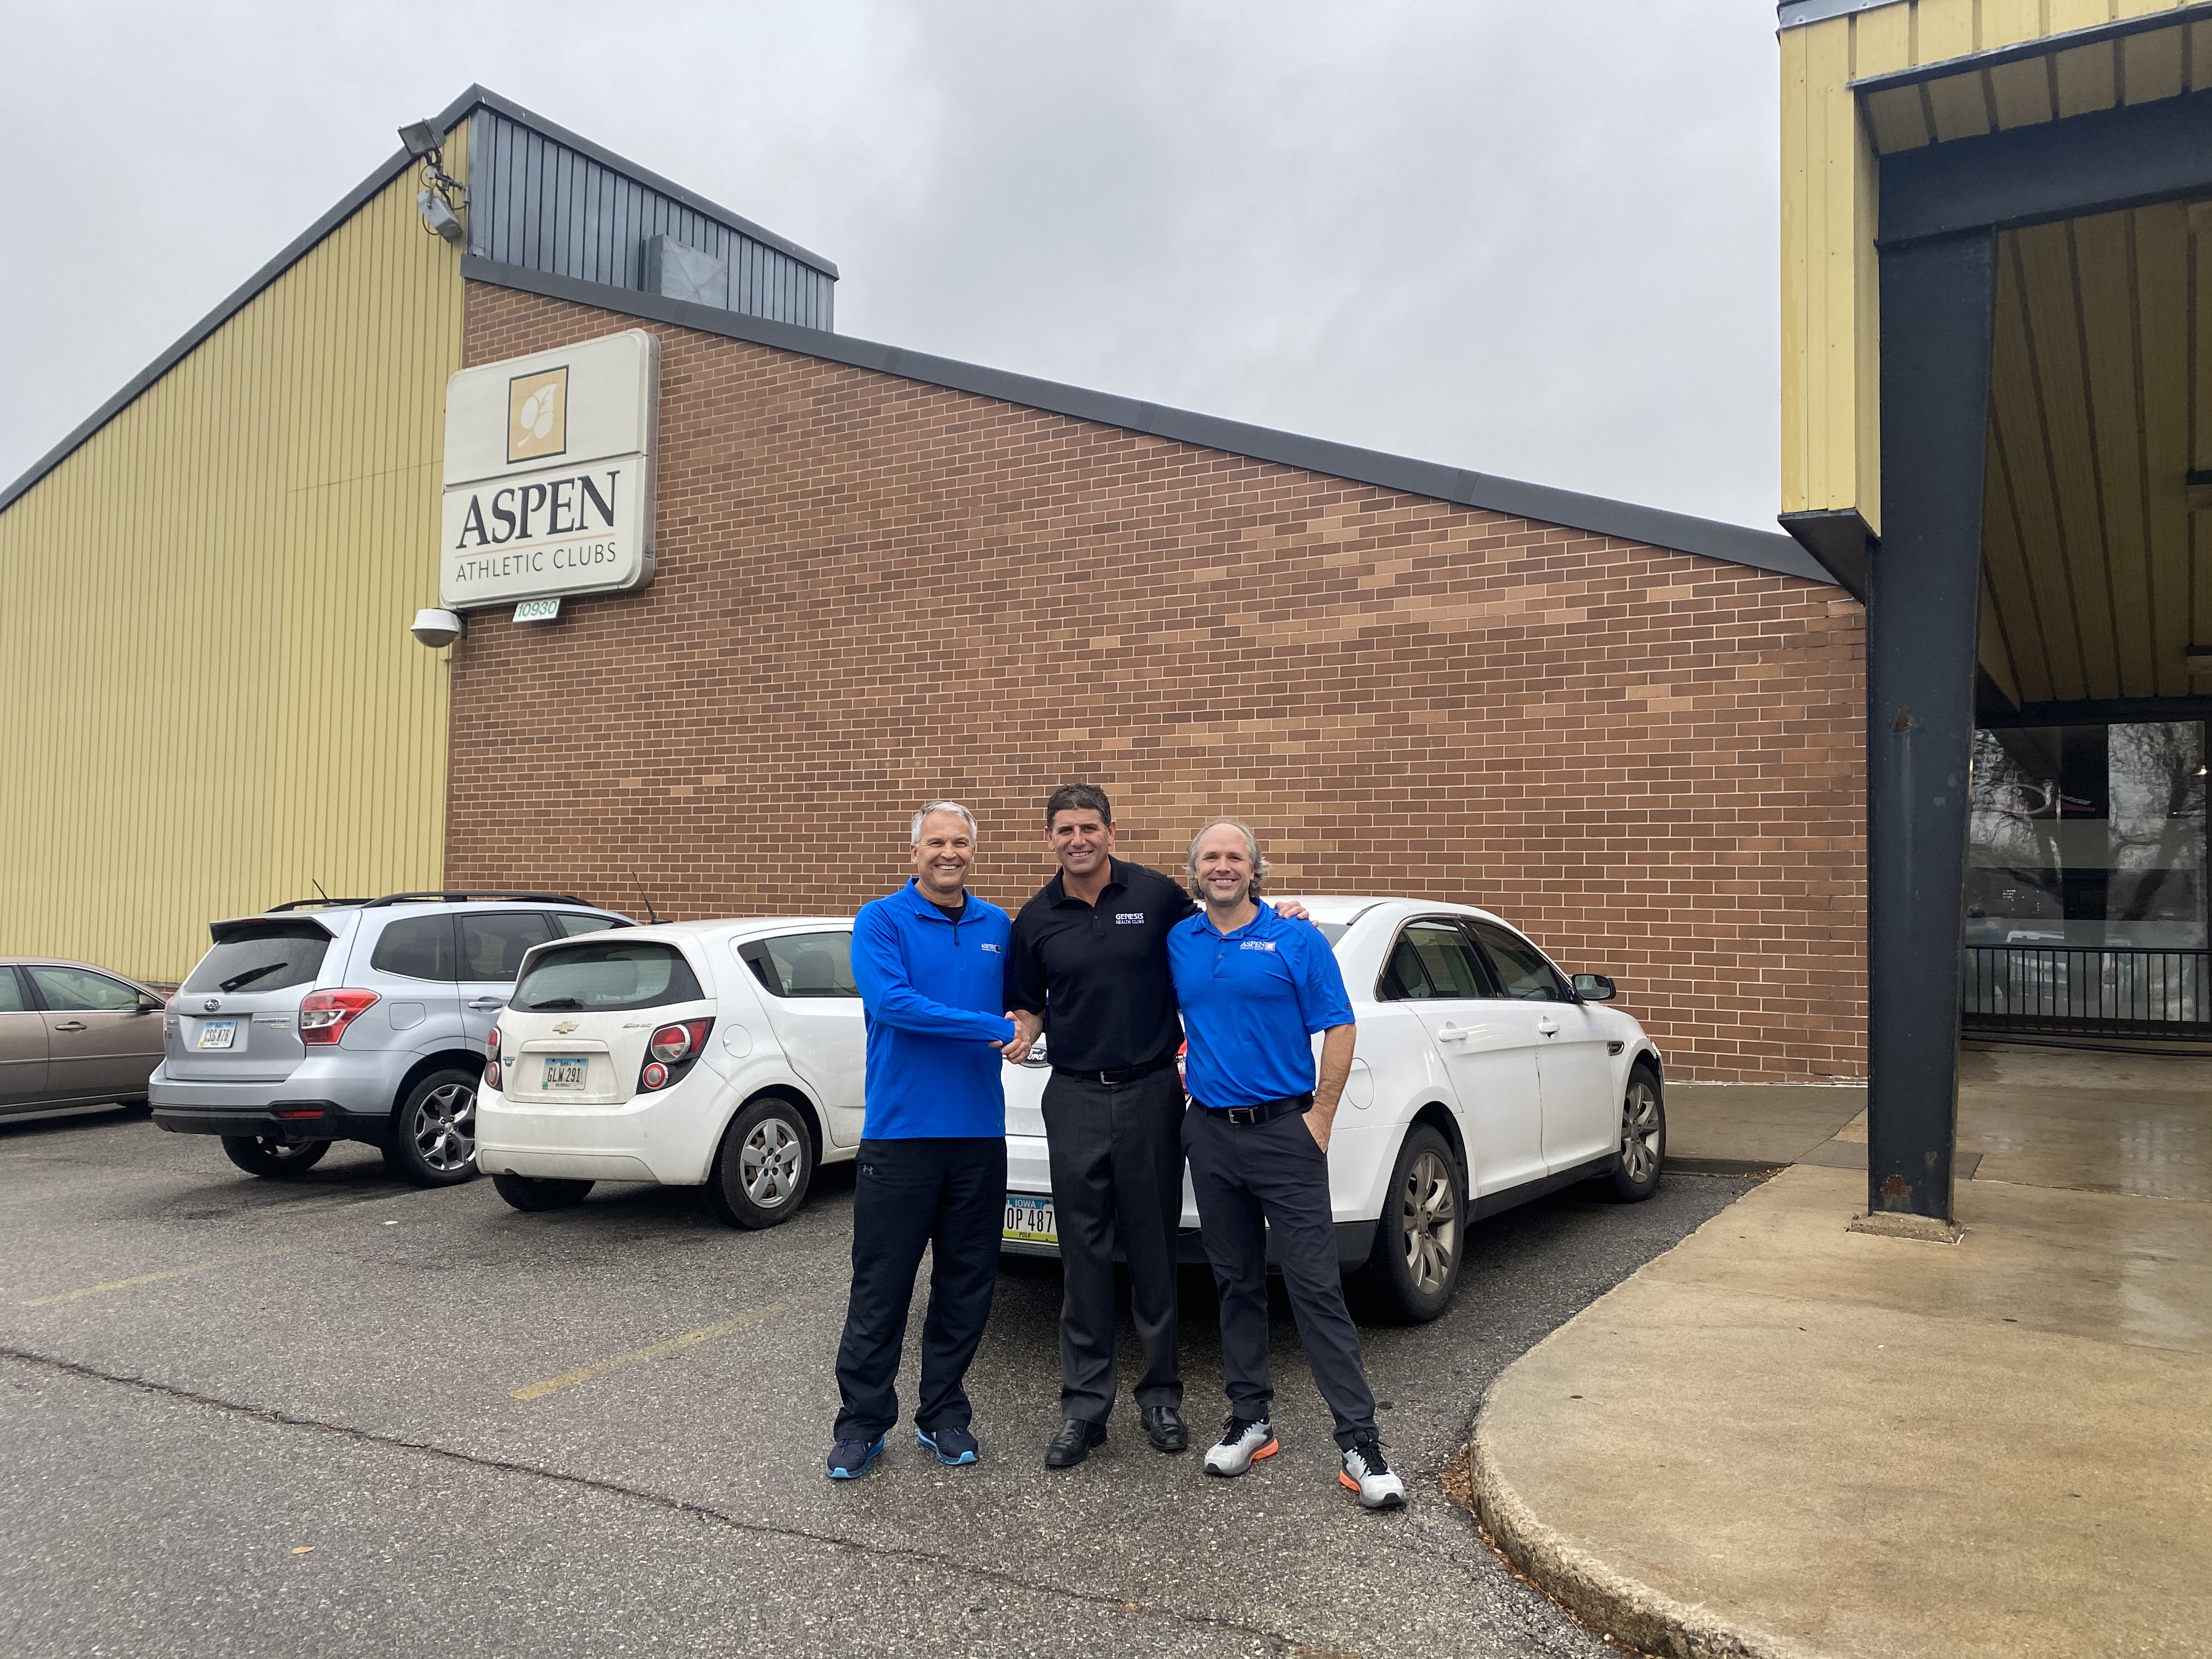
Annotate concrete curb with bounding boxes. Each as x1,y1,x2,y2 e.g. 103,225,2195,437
1469,1401,1817,1659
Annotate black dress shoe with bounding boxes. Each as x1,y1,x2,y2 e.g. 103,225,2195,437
1141,1404,1188,1453
1044,1418,1108,1468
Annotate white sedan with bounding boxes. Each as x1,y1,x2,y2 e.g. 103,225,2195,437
1003,897,1666,1322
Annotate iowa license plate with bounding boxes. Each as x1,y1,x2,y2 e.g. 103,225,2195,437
540,1057,588,1091
1003,1194,1056,1245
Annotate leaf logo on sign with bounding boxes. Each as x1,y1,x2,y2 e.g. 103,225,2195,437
507,367,568,463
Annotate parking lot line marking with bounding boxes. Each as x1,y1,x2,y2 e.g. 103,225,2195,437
19,1243,319,1307
511,1297,810,1401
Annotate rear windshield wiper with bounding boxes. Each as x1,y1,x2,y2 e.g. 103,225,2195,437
529,997,583,1011
218,963,289,992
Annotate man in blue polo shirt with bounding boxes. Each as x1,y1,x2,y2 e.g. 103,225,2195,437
825,801,1017,1481
1166,818,1406,1510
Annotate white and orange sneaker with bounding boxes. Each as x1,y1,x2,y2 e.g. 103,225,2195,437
1339,1434,1407,1509
1202,1415,1278,1477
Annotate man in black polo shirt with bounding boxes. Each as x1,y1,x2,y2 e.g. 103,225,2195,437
1005,783,1306,1469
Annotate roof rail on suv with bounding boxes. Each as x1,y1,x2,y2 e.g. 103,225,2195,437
359,891,594,908
267,898,373,911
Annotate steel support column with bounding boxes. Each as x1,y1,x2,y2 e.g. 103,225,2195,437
1866,229,1996,1221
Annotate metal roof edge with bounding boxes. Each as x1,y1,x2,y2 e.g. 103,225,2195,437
463,257,1831,584
1849,1,2212,91
459,87,839,279
1778,0,1899,29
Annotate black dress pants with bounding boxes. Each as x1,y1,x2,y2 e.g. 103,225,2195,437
832,1136,1007,1443
1041,1066,1186,1424
1182,1104,1378,1450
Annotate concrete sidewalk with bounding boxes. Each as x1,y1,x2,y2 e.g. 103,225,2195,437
1471,1046,2212,1659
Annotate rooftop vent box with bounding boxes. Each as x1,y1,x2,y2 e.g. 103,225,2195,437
643,235,729,308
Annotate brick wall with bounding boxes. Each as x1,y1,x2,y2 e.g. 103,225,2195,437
450,283,1868,1081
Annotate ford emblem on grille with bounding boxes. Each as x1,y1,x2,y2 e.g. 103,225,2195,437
203,998,221,1012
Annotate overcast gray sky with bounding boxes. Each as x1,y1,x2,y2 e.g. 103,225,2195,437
1,2,1782,529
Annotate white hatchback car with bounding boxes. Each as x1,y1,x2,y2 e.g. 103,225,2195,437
477,920,867,1225
1002,897,1666,1322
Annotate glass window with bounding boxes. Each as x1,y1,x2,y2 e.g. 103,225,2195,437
1311,922,1349,945
1968,723,2207,950
1379,921,1493,1001
740,932,859,998
1468,921,1573,1002
181,924,331,995
370,916,457,981
514,941,706,1012
554,913,624,938
29,966,142,1013
459,912,555,982
0,967,31,1013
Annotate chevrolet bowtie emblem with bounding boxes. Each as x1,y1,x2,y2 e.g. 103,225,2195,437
552,1021,577,1034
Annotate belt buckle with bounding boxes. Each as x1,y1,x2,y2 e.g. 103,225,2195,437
1226,1104,1260,1125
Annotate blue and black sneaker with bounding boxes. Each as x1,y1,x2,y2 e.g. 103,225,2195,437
916,1424,979,1466
826,1435,884,1480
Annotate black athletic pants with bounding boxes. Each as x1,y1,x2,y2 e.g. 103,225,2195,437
832,1135,1007,1443
1182,1104,1378,1450
1041,1066,1186,1424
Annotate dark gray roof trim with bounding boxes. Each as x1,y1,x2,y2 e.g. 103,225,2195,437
1778,0,1898,29
464,257,1829,584
0,84,833,519
1849,1,2212,92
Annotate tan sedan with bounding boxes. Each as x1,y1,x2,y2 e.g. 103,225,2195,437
1,960,169,1119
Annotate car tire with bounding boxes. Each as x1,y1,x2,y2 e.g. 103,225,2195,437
492,1172,595,1211
707,1096,815,1229
221,1135,330,1179
381,1069,481,1188
1605,1064,1666,1202
1351,1122,1465,1325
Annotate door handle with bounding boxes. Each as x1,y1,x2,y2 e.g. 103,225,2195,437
1535,1018,1560,1037
1435,1024,1471,1042
468,998,506,1011
53,1020,87,1032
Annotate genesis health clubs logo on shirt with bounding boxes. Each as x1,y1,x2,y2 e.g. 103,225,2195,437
439,329,660,610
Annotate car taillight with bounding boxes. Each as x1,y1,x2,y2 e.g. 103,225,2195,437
298,990,379,1046
647,1019,710,1062
639,1018,712,1091
484,1024,502,1090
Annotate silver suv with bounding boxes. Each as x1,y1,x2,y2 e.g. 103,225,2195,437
149,893,630,1184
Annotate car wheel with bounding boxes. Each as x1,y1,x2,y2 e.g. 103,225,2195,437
1605,1065,1666,1201
221,1135,330,1179
1352,1122,1465,1324
381,1069,481,1188
708,1096,815,1229
492,1172,594,1211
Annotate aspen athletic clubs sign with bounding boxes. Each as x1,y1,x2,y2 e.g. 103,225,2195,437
439,329,659,609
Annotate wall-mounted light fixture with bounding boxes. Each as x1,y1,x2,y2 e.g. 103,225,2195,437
410,608,465,649
400,118,466,244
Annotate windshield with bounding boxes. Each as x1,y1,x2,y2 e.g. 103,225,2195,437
1313,922,1348,945
513,940,706,1012
182,924,331,995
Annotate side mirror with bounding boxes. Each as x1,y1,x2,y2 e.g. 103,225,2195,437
1573,973,1617,1002
136,994,166,1015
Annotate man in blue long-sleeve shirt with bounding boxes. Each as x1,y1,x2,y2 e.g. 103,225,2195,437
826,801,1018,1480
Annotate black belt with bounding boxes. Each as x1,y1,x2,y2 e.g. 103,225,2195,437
1052,1051,1181,1087
1193,1092,1313,1126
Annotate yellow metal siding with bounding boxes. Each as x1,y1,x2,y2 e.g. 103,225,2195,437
1778,0,2199,526
0,154,464,984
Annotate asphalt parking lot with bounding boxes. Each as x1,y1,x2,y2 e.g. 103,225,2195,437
1,1107,1753,1659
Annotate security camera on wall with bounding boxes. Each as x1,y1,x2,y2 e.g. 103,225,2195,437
410,608,465,649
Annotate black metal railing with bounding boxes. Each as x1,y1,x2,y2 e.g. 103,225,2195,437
1961,945,2211,1036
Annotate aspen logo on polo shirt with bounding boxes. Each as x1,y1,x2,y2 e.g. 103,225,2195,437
1240,940,1278,951
439,329,659,610
1115,912,1146,924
